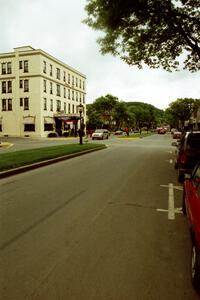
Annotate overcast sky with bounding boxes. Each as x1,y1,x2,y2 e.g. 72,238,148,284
1,0,199,110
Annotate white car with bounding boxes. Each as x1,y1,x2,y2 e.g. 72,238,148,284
92,129,109,140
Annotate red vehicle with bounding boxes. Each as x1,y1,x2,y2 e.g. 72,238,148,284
175,131,200,182
157,127,166,134
182,161,200,291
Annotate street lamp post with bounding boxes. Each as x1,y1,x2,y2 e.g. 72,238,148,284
78,104,84,145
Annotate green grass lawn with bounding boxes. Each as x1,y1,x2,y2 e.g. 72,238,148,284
118,132,156,138
0,143,106,172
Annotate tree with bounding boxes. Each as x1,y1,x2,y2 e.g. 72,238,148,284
86,104,103,129
84,0,200,71
93,94,119,128
127,102,162,131
164,98,200,129
113,101,131,128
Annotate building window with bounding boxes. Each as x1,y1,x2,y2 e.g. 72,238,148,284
24,60,29,72
64,102,66,113
72,75,74,85
8,99,12,111
19,61,23,69
43,61,46,73
56,100,61,112
44,98,47,110
50,64,53,76
0,124,2,131
56,84,60,96
50,99,53,111
68,89,70,100
24,97,29,110
44,80,47,93
76,77,78,87
7,81,12,93
63,71,66,82
72,104,74,114
79,93,82,102
20,98,23,107
2,63,6,74
2,99,6,111
24,124,35,131
50,82,53,94
83,81,85,90
68,73,70,84
2,81,6,93
24,79,29,92
56,68,60,80
83,94,85,104
2,98,12,111
44,123,54,131
64,87,66,98
7,62,12,74
79,79,81,89
19,80,23,88
72,90,74,100
68,103,70,114
76,92,78,102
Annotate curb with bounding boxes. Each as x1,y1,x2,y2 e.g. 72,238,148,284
0,145,106,179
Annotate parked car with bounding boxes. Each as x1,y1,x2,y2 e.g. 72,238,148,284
172,131,182,139
182,161,200,291
114,130,125,135
172,131,200,182
92,129,109,140
157,127,166,134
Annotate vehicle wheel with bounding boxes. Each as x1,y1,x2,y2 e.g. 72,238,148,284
182,188,186,215
191,243,200,292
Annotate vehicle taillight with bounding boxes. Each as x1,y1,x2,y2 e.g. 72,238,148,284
180,152,187,164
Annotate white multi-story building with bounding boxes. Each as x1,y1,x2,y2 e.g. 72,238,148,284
0,46,86,137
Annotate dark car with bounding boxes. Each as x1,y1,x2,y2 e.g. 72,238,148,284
174,131,200,182
182,161,200,291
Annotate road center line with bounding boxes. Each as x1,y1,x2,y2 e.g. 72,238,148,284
168,183,175,220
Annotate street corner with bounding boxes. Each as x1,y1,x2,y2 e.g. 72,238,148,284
0,142,13,149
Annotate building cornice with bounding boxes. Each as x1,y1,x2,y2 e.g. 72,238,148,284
0,47,86,79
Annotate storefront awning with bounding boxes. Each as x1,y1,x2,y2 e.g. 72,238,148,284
57,116,80,121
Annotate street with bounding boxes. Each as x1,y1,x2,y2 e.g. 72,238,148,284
0,134,199,299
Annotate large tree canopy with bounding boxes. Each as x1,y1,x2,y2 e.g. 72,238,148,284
84,0,200,71
86,96,164,130
164,98,200,128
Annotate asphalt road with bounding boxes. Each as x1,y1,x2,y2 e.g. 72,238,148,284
0,134,199,299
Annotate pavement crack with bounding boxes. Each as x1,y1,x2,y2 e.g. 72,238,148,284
108,201,156,210
0,190,85,251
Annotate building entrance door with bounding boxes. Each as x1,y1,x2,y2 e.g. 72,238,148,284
55,118,63,136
